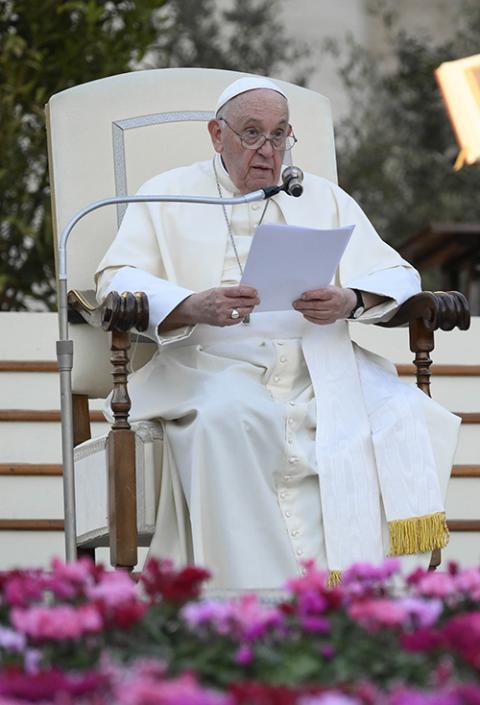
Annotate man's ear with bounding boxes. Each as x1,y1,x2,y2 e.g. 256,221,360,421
208,119,223,153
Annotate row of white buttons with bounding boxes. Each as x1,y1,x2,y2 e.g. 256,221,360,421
278,492,305,558
273,338,306,562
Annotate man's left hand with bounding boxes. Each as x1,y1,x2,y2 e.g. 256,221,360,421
293,286,357,325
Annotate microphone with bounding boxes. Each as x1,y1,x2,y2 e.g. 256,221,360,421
282,166,304,197
261,166,304,199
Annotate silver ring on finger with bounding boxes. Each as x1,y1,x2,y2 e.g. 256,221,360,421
230,308,241,320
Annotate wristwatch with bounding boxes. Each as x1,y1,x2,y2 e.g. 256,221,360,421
348,289,365,319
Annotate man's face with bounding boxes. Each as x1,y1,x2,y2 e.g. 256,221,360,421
208,89,289,194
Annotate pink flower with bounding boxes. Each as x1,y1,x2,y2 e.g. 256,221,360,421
348,598,409,630
43,556,98,600
399,597,443,627
454,567,480,599
341,559,401,595
11,603,103,641
86,570,147,628
414,572,456,598
349,595,442,632
115,671,231,705
300,615,331,634
232,594,283,640
286,562,343,620
286,561,330,595
182,595,282,641
87,569,137,608
181,600,234,634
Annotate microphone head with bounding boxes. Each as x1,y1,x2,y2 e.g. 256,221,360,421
281,166,304,197
290,182,303,197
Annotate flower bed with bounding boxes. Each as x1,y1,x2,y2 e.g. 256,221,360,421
1,557,480,704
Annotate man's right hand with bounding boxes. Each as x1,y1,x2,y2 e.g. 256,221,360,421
158,285,260,331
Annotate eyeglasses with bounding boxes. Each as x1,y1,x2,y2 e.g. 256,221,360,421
219,118,297,151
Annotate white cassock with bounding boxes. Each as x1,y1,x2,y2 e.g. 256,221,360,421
96,155,460,589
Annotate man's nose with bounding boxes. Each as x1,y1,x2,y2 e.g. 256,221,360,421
257,138,275,157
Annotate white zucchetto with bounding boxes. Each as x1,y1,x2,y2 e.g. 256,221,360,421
215,76,288,115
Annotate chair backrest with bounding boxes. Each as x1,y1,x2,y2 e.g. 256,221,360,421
46,67,338,397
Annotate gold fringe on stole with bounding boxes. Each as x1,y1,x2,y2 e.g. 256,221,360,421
388,511,449,556
327,570,342,588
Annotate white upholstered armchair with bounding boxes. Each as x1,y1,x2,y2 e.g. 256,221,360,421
46,67,470,570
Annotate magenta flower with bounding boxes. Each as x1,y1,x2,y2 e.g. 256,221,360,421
388,686,460,705
286,560,330,595
181,600,235,635
455,684,480,705
297,590,329,615
441,611,480,669
2,571,46,608
342,559,401,594
400,627,443,653
43,556,97,600
50,556,95,584
234,643,254,666
300,615,331,634
232,594,283,640
319,644,335,660
11,603,103,641
182,595,282,641
0,668,107,701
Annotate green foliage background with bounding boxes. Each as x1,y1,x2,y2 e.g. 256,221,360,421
334,0,480,266
0,0,309,310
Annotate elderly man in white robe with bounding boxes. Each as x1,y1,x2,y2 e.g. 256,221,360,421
96,76,460,589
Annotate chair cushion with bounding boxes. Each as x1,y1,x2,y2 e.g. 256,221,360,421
74,421,163,547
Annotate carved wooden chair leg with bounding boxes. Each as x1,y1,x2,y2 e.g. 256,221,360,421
72,394,91,447
108,329,138,570
72,394,92,560
409,318,441,571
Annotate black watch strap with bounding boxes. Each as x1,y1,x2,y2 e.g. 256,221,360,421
348,289,365,319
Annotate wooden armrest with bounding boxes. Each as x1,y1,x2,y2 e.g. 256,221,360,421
378,290,470,332
67,288,149,333
376,290,470,399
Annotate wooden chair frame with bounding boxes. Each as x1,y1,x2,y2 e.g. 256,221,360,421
67,287,470,571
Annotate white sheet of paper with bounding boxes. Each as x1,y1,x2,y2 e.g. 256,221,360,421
240,223,354,312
